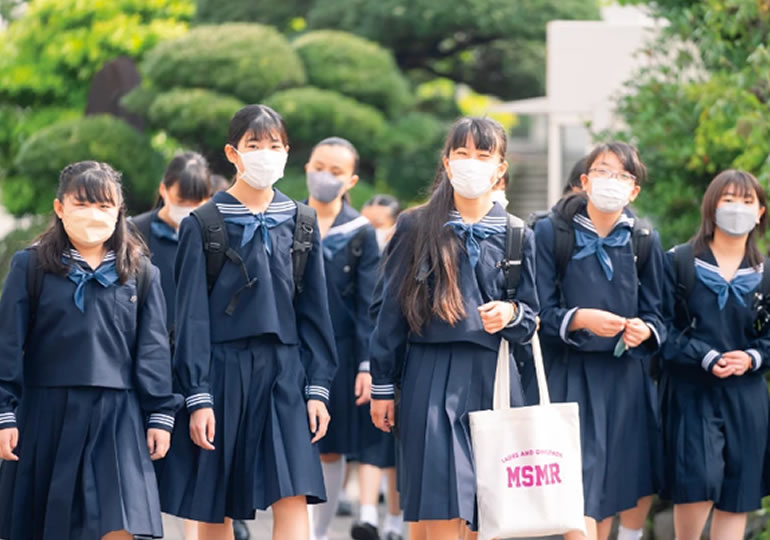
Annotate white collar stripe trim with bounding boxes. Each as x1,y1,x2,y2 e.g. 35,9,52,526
327,216,370,237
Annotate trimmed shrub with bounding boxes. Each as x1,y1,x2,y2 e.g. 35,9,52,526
0,218,48,288
264,87,387,168
293,30,412,117
9,115,164,216
142,24,307,103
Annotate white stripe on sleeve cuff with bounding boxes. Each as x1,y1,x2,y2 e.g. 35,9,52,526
370,384,395,397
505,302,524,328
701,350,720,372
747,349,762,371
0,412,15,426
559,307,579,345
185,393,213,409
148,413,175,429
305,385,330,401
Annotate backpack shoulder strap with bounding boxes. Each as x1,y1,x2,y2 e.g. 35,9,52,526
672,242,696,330
26,247,44,337
130,211,154,246
135,255,153,308
632,218,653,272
501,214,525,300
191,200,228,294
550,211,574,279
762,256,770,297
342,225,368,298
292,202,316,296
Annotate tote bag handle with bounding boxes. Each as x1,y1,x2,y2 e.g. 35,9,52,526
493,333,550,411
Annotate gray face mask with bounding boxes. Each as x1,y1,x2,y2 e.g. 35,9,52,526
307,171,345,203
715,202,758,237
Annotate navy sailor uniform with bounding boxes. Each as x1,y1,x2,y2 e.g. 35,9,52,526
157,189,338,523
315,201,380,455
369,202,539,529
533,200,666,521
0,248,182,540
659,248,770,512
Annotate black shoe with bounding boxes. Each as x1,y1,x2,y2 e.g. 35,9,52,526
336,498,354,516
383,533,403,540
232,519,250,540
351,521,380,540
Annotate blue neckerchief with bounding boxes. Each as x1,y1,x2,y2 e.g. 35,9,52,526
444,219,506,267
695,263,762,310
223,213,293,253
151,220,178,243
64,259,119,312
573,227,632,281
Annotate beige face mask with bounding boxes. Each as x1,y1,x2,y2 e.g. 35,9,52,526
61,207,119,247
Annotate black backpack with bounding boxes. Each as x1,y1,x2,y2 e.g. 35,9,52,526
190,200,316,316
25,247,153,339
500,214,526,301
341,227,367,298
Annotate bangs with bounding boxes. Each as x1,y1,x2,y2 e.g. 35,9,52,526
68,168,120,205
245,114,288,146
447,118,502,154
722,176,758,199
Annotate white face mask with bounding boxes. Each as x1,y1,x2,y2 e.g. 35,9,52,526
235,148,288,189
490,189,509,209
61,206,119,248
374,226,394,252
588,176,634,213
448,159,498,199
166,202,196,227
715,203,758,237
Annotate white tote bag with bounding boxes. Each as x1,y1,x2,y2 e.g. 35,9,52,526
469,335,586,539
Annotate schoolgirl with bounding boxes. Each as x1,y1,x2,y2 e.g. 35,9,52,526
131,151,211,335
659,170,770,540
0,161,181,540
533,142,665,540
157,104,338,540
369,117,539,540
355,194,404,540
303,137,380,540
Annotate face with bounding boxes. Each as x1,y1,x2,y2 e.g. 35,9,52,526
224,130,289,172
305,144,359,191
442,137,508,185
361,205,396,230
53,188,120,220
159,182,207,208
717,184,765,218
581,152,641,202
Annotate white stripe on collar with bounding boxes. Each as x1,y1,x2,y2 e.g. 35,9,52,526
66,249,116,263
215,200,297,216
327,215,370,237
448,210,508,226
573,213,634,234
695,258,763,277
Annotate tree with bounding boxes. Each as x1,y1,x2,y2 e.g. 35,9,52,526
195,0,600,100
611,0,770,246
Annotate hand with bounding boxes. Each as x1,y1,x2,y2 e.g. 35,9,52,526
0,427,18,461
722,350,753,376
711,356,734,379
189,408,216,450
371,399,395,433
354,372,372,406
623,318,652,348
147,428,171,461
307,400,331,443
571,308,626,337
478,301,516,334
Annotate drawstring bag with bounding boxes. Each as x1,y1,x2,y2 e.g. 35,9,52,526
470,335,586,539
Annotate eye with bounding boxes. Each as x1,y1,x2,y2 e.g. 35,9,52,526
271,144,283,150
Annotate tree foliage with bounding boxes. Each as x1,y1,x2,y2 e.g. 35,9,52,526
612,0,770,246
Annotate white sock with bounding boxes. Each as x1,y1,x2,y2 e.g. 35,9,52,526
360,504,378,527
617,525,643,540
313,457,346,538
383,512,404,535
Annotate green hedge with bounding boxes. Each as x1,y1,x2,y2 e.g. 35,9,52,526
376,112,446,202
9,115,164,216
141,24,307,103
293,30,412,117
0,218,48,288
264,87,388,167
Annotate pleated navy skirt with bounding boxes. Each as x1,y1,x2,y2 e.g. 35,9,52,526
545,347,660,520
319,335,361,455
397,341,524,530
157,337,326,523
0,387,164,540
660,373,769,512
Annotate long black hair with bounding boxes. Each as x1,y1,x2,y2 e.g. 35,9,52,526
158,151,211,205
692,169,768,267
396,117,507,333
35,161,145,282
